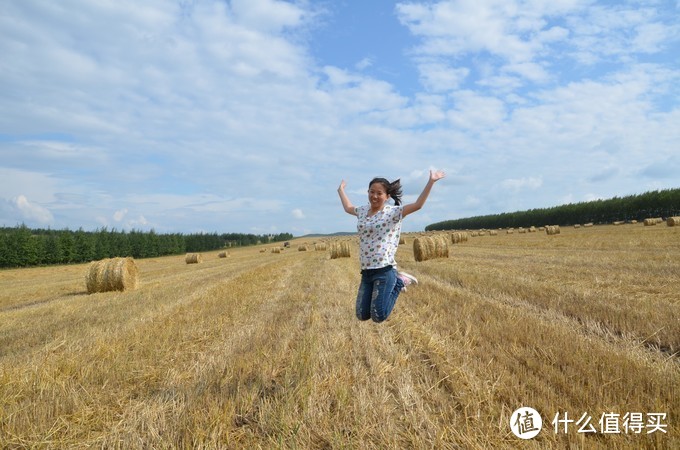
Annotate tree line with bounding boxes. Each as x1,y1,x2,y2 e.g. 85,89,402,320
0,226,293,268
426,188,680,231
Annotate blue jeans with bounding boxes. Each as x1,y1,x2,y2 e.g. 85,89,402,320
355,266,405,323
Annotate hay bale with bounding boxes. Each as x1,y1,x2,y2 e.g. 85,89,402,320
413,236,449,262
185,253,203,264
271,247,281,254
399,236,405,245
315,243,327,251
488,230,498,236
298,245,308,251
330,242,351,259
451,231,468,244
86,257,139,294
545,225,561,235
584,223,593,227
667,216,680,227
613,221,624,226
218,251,229,258
574,224,581,228
643,218,660,226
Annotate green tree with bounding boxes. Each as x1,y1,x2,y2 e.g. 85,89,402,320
74,228,95,262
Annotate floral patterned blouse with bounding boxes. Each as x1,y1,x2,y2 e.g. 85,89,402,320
356,204,403,270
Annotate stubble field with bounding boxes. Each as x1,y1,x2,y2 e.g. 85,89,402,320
0,224,678,449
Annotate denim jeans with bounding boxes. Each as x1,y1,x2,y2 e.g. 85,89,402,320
355,266,405,323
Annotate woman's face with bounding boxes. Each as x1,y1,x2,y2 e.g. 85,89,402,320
368,182,390,209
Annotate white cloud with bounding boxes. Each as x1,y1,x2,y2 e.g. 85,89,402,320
113,209,128,222
292,208,305,219
0,0,677,235
417,61,469,92
230,0,307,32
355,57,373,70
14,195,53,225
501,177,543,191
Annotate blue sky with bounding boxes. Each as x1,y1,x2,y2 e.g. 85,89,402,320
1,0,679,235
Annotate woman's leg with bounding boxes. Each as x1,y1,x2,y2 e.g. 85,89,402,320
355,273,373,321
370,268,404,323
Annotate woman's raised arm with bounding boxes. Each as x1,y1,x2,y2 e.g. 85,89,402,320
402,170,445,218
338,180,357,216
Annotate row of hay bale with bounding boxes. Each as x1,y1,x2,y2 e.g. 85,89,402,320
642,217,680,226
186,252,230,263
514,227,538,234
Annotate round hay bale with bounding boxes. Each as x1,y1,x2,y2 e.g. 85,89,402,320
545,225,561,235
399,236,405,245
643,218,657,226
330,242,351,259
315,243,327,251
86,257,139,294
413,236,448,262
584,223,594,227
298,245,308,251
185,253,203,264
218,251,229,258
271,247,281,254
450,231,468,243
667,216,680,227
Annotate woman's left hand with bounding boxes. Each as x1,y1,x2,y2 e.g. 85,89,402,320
430,169,446,182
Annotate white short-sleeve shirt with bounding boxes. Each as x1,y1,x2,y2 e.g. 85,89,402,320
356,204,403,270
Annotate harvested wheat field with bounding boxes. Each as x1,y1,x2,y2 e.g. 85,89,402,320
1,225,678,449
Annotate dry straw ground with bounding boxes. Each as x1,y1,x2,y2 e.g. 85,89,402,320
1,224,678,449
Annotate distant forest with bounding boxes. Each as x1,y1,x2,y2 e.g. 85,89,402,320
426,188,680,231
0,227,293,269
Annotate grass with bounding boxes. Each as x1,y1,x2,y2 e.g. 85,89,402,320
0,224,678,449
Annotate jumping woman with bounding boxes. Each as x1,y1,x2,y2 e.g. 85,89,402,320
337,169,446,322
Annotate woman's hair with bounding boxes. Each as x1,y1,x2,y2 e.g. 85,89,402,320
369,177,403,206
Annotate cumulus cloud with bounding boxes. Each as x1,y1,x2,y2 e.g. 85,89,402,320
13,195,53,225
0,0,677,234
